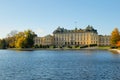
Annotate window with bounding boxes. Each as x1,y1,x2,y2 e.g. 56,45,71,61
71,42,73,45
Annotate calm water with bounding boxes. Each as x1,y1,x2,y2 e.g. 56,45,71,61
0,50,120,80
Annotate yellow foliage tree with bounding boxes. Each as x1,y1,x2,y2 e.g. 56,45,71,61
15,32,25,48
110,28,120,46
6,30,36,48
15,36,25,48
15,30,36,48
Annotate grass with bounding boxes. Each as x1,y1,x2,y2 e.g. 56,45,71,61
117,48,120,50
97,46,110,50
7,46,111,51
8,48,35,51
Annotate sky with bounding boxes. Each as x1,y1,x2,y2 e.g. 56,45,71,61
0,0,120,38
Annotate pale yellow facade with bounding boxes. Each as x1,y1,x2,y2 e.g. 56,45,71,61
53,26,99,47
54,32,98,46
34,26,111,47
34,37,43,45
98,35,110,46
34,35,53,46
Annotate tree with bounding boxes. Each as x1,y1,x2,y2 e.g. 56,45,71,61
23,30,37,48
7,30,18,37
5,29,37,48
110,28,120,46
116,41,120,47
15,32,25,48
0,39,7,49
6,37,16,48
6,30,18,48
15,30,37,48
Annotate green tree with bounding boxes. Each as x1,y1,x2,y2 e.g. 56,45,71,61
110,28,120,46
23,30,37,48
0,39,7,49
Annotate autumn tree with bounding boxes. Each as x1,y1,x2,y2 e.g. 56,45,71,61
116,41,120,47
110,28,120,46
5,29,37,48
15,30,37,48
6,30,18,48
15,32,25,48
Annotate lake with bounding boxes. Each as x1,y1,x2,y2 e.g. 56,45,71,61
0,49,120,80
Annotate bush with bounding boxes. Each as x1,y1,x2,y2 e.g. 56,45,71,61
80,45,88,48
67,46,72,48
75,45,79,48
110,46,118,49
34,45,39,48
53,45,57,48
90,44,97,47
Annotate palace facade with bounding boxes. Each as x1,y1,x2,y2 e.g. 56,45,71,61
98,35,110,46
34,25,110,47
53,26,98,47
34,35,54,46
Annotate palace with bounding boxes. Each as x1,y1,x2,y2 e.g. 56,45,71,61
34,25,110,47
34,35,54,46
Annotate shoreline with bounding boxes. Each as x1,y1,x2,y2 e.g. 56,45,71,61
109,49,120,54
6,48,120,54
5,47,110,51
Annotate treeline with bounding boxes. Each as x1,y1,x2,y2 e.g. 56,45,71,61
0,30,37,49
1,27,120,49
110,28,120,48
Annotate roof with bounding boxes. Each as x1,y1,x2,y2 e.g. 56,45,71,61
53,25,98,34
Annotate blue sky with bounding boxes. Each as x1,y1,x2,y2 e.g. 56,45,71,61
0,0,120,38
